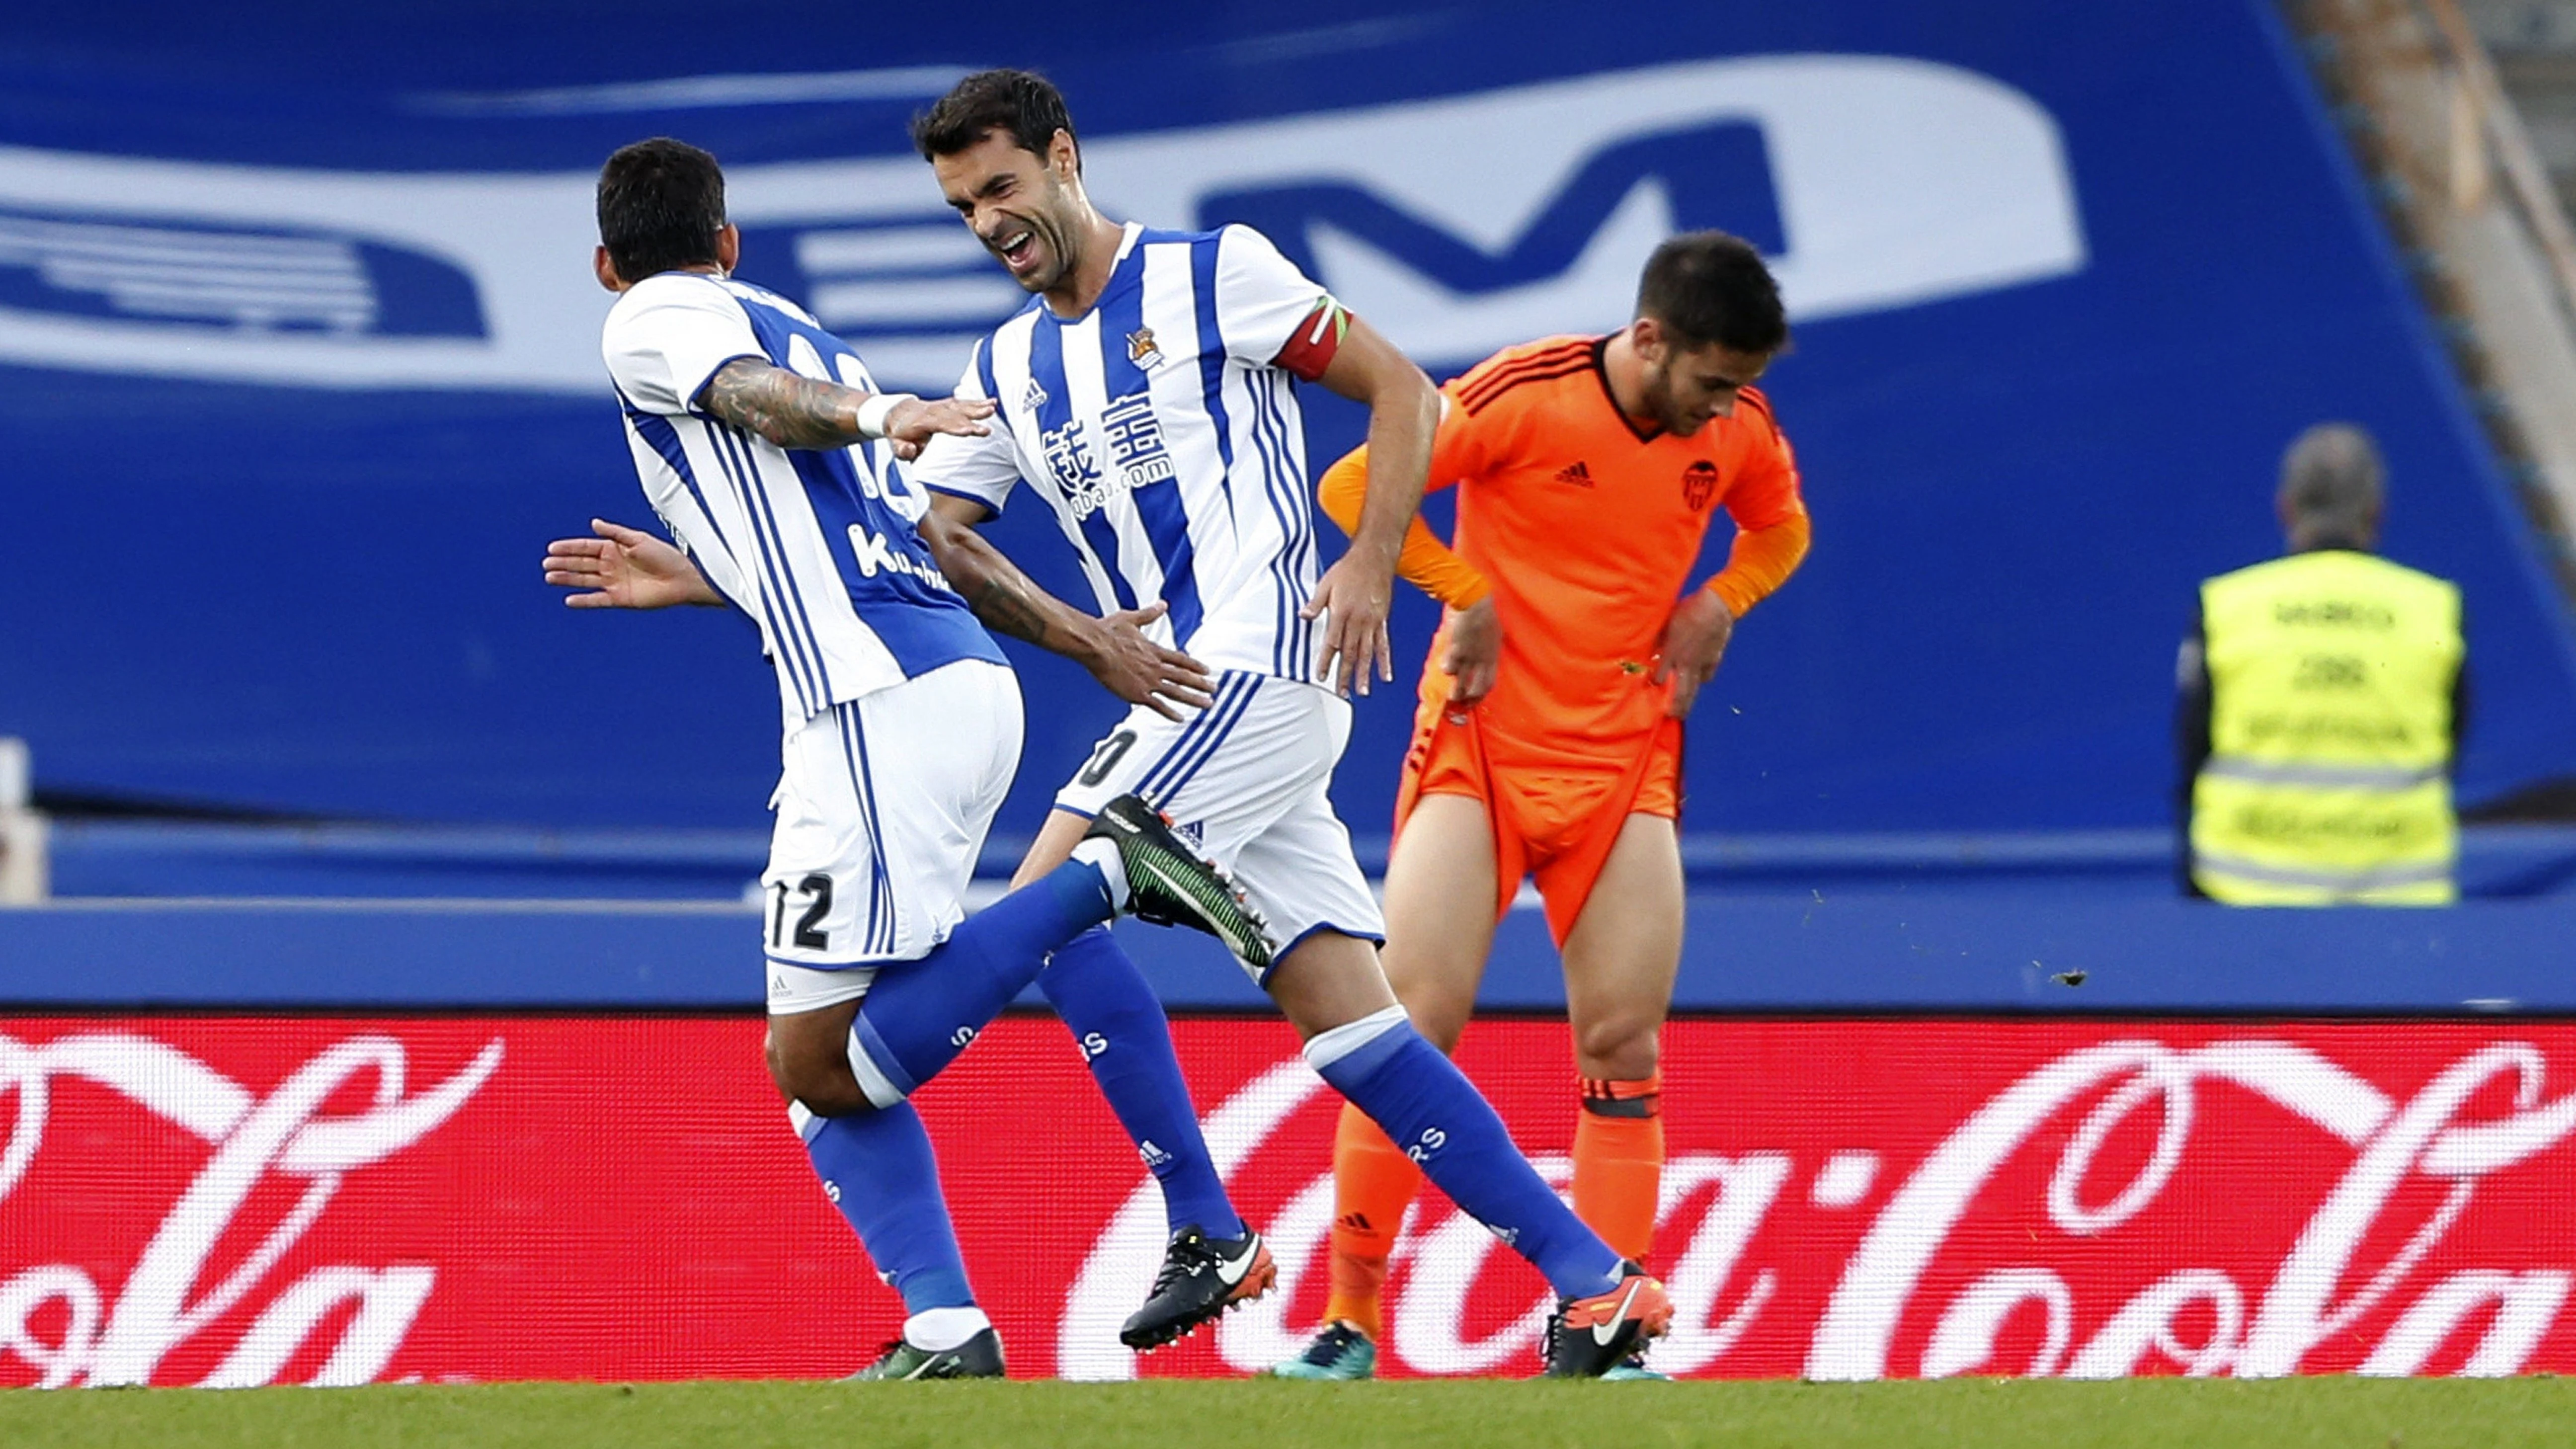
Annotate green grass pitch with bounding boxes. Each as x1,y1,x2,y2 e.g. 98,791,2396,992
0,1379,2570,1449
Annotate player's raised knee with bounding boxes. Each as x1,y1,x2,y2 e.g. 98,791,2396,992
765,1021,869,1116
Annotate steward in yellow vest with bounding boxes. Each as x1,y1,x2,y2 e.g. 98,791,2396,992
2178,424,2466,904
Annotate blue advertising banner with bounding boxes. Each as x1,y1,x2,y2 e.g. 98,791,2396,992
3,895,2572,1014
2,0,2571,835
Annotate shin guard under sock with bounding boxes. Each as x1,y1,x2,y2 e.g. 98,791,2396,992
1324,1100,1422,1340
796,1103,974,1312
1304,1007,1621,1300
1040,926,1243,1238
845,861,1114,1105
1572,1075,1664,1265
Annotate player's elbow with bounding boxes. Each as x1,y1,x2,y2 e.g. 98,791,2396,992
915,512,984,588
1336,335,1437,422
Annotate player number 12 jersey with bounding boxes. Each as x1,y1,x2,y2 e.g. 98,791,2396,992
603,272,1000,728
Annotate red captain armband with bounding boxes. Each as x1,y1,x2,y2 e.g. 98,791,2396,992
1272,296,1351,382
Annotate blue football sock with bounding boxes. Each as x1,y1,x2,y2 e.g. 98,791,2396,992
797,1104,973,1313
1306,1007,1623,1300
846,860,1114,1104
1040,926,1244,1239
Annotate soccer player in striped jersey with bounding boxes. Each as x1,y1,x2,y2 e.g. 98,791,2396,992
565,80,1673,1374
900,71,1670,1375
1274,235,1810,1381
568,138,1276,1378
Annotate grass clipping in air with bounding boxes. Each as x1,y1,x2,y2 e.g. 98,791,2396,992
0,1378,2570,1449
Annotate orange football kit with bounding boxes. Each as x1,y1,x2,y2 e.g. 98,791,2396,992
1312,334,1809,1337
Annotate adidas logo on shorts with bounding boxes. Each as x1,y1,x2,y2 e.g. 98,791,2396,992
1553,461,1594,487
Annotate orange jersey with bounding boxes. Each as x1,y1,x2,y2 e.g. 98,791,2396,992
1327,334,1809,758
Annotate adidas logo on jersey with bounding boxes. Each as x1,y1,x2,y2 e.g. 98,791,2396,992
1554,461,1595,487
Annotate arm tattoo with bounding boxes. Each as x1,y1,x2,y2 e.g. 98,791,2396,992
918,510,1078,652
971,577,1058,648
701,358,858,449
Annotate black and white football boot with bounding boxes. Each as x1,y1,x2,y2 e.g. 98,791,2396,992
1539,1262,1673,1378
845,1327,1007,1380
1084,794,1277,971
1118,1224,1277,1350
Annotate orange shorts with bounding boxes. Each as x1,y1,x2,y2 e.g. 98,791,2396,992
1395,708,1682,947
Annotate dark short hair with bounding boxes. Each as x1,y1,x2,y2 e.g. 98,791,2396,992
1636,232,1788,354
2279,421,2386,527
596,138,726,283
911,69,1078,169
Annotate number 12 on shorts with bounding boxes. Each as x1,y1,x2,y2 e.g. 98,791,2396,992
769,873,832,952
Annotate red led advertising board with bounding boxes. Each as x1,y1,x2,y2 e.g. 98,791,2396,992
0,1015,2569,1384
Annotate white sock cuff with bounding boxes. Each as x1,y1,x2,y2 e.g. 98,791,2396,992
1071,835,1129,909
845,1028,908,1111
904,1305,992,1352
1301,1004,1411,1073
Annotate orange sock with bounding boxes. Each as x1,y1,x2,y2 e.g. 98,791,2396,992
1573,1075,1664,1265
1322,1100,1423,1341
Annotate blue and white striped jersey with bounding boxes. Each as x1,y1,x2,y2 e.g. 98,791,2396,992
603,272,1002,728
907,223,1336,684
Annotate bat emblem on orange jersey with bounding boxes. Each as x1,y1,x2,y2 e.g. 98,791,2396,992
1682,460,1719,510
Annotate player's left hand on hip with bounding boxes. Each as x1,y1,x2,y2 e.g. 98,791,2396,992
1303,553,1395,698
1653,588,1735,718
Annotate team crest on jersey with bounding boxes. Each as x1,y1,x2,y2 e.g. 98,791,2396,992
1127,326,1164,369
1682,460,1719,510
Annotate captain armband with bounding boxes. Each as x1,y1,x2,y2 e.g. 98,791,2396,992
1273,297,1353,382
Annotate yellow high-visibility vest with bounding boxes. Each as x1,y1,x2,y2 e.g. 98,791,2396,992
2191,550,2462,905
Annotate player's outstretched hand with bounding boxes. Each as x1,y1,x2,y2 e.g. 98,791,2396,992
1302,548,1397,698
882,396,995,461
1653,588,1736,718
1085,601,1217,721
542,519,721,610
1441,596,1503,706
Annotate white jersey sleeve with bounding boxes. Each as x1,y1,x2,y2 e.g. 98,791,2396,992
904,340,1025,516
601,274,764,415
1212,225,1332,368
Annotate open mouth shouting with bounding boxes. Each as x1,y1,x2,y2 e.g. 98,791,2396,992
989,224,1045,281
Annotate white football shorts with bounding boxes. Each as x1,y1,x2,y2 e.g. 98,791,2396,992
764,658,1022,1015
1053,671,1385,982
